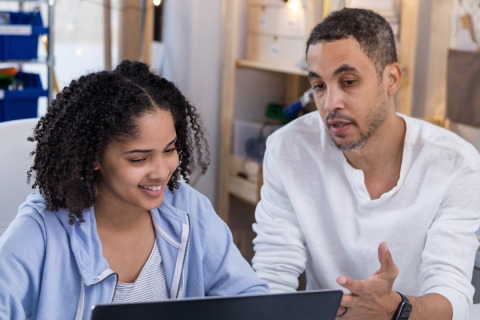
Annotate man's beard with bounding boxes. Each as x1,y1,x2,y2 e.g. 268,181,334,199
328,88,389,152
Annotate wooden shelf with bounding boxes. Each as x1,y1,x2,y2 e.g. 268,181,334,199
229,176,260,206
228,155,262,206
237,59,308,76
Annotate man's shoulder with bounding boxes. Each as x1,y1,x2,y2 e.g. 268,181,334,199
403,115,480,171
267,112,325,148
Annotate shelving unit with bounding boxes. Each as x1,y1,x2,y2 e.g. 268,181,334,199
237,59,308,76
0,0,55,108
217,0,420,223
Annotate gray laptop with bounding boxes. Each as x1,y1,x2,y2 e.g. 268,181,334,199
91,290,343,320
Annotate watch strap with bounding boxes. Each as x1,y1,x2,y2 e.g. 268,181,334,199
393,292,412,320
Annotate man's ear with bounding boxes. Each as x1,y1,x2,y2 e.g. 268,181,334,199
385,63,402,96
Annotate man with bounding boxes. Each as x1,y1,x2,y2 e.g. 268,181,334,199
252,8,480,320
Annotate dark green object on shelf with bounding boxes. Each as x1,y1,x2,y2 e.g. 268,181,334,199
266,103,296,125
0,74,14,89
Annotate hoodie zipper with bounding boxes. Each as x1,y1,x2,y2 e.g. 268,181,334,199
107,273,119,302
75,272,118,320
89,271,118,302
176,214,191,298
100,215,189,302
79,211,190,318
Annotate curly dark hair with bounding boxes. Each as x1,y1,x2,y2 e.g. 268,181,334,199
27,60,210,225
306,8,397,78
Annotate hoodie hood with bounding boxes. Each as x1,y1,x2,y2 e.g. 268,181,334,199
21,193,111,286
22,192,190,287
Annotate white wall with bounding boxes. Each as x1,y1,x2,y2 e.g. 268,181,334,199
162,0,287,207
162,0,223,205
411,0,452,121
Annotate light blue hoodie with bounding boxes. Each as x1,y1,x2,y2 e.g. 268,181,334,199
0,184,269,320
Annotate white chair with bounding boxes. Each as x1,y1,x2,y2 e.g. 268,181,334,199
0,118,39,237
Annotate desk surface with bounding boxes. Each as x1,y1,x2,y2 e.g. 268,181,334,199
469,304,480,320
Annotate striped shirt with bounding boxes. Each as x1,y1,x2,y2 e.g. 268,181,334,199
112,239,170,303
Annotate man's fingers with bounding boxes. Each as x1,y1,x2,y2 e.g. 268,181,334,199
340,293,358,308
337,276,363,295
377,242,398,277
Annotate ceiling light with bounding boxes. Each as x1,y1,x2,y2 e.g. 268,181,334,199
287,0,301,13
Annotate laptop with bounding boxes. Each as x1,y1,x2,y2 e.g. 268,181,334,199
91,290,343,320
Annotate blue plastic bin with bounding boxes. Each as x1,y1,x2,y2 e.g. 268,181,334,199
0,11,48,60
0,72,48,122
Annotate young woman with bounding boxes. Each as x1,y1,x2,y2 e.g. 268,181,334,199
0,61,269,320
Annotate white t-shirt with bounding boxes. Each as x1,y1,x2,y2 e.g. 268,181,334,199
112,239,169,304
252,112,480,320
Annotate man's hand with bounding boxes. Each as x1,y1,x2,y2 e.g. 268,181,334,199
336,242,402,319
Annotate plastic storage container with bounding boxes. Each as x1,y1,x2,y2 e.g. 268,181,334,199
0,71,47,122
0,11,48,60
233,120,282,161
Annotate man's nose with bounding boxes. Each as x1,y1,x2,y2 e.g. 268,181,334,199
323,87,344,113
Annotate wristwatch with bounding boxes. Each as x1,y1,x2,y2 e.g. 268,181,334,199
393,292,412,320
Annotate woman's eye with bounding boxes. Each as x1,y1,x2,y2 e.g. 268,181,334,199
165,148,177,153
130,159,146,163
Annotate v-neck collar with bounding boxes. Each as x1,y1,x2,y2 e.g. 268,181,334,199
338,113,414,206
117,236,158,286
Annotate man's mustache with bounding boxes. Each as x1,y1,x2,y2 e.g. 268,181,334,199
326,112,359,127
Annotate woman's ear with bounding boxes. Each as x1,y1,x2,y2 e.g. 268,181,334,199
93,160,100,171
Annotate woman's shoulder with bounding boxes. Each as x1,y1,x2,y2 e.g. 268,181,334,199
0,193,51,267
2,193,64,245
160,183,223,236
9,193,48,230
163,183,214,216
17,193,60,226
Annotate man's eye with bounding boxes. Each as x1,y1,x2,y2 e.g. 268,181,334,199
130,159,145,163
314,83,326,90
344,80,356,85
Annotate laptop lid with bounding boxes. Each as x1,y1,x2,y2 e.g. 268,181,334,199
91,289,343,320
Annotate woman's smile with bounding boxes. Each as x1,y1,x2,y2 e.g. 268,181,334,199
139,184,164,197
